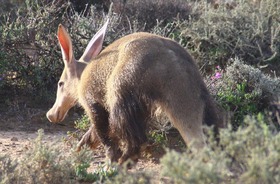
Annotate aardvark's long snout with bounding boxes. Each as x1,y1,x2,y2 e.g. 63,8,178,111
46,105,68,123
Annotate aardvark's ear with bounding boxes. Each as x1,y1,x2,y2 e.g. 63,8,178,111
57,24,74,66
80,19,109,63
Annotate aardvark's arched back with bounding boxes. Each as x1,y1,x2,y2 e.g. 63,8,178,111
46,20,222,164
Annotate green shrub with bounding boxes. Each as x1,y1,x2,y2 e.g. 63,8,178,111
0,129,75,183
107,166,151,184
115,0,191,31
177,0,280,72
0,0,70,94
66,114,91,145
74,114,90,131
0,129,119,184
0,0,125,95
75,162,118,182
149,130,167,146
161,114,280,184
225,59,280,102
208,58,280,127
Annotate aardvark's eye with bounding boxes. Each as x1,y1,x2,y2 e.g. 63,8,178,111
58,81,64,87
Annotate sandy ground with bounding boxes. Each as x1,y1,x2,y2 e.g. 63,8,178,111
0,130,67,158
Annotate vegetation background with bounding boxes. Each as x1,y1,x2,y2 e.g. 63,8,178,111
0,0,279,183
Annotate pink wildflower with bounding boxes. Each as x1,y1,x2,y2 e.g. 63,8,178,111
215,72,222,79
211,66,223,80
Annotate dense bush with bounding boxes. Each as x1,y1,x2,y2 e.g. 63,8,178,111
1,0,279,92
0,0,69,94
178,0,280,73
161,114,280,184
208,58,280,127
112,0,192,31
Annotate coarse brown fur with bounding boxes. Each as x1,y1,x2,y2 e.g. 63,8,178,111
47,22,222,164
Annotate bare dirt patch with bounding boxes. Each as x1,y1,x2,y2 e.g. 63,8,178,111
0,98,75,159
